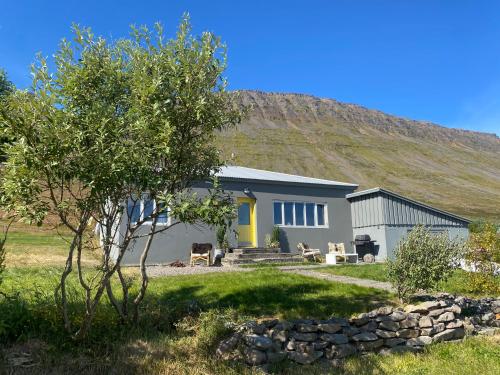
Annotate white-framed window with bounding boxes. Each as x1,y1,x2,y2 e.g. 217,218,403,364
273,201,328,228
127,197,170,225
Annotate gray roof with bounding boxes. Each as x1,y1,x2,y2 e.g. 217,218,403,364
346,187,470,223
216,166,358,188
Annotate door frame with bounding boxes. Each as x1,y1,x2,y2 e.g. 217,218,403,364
237,197,257,247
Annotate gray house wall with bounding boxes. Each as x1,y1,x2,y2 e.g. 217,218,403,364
349,190,469,261
118,179,357,265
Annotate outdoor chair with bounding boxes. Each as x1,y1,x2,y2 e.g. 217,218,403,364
190,243,212,266
297,242,322,261
326,242,358,264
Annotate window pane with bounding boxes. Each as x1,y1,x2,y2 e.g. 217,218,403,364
284,202,294,225
317,204,325,226
306,203,315,226
128,199,141,224
238,202,250,225
157,202,168,224
273,202,282,225
143,199,154,222
295,203,305,226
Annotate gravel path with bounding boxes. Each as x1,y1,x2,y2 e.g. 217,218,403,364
281,268,395,292
147,264,253,277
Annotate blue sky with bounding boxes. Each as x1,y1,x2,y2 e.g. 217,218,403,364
1,1,499,135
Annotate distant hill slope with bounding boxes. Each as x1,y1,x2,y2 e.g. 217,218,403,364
215,90,500,221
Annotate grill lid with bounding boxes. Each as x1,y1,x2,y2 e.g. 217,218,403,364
355,234,371,242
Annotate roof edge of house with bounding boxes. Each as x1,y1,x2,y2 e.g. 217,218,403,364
346,187,471,224
217,176,359,189
215,165,359,189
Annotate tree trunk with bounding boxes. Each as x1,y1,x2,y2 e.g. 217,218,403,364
132,216,158,323
55,234,79,334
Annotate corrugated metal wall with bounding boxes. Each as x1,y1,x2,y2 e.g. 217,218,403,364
350,192,467,228
350,194,384,227
382,194,466,226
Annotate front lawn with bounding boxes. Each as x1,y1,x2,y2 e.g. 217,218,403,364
1,227,499,374
318,263,499,298
321,263,389,282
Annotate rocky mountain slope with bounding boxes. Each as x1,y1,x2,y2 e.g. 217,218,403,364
216,90,500,221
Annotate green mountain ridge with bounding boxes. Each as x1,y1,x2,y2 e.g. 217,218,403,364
216,90,500,221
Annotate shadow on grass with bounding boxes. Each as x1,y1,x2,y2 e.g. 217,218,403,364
152,280,394,320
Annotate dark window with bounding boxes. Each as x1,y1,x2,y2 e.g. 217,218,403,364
238,202,250,225
143,199,154,222
157,202,168,224
295,202,305,226
273,202,282,225
317,204,325,226
284,202,294,225
306,203,315,226
128,199,141,224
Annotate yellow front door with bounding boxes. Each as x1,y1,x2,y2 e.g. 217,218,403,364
237,197,256,247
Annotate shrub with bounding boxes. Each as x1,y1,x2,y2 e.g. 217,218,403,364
175,308,238,354
465,221,500,295
0,236,4,289
387,225,465,301
216,225,226,249
271,226,281,247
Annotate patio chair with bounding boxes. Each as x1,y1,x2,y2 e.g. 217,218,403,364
297,242,322,261
327,242,358,264
190,243,212,266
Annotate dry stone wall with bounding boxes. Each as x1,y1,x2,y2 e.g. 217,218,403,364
216,294,500,366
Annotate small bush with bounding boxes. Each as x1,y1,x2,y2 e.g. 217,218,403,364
265,226,281,248
176,308,238,354
387,225,465,301
0,236,4,288
465,221,500,295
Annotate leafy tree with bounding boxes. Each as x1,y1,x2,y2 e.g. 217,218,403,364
465,221,500,294
0,17,241,339
0,69,15,161
387,225,465,301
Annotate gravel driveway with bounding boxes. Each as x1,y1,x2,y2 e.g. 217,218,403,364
147,264,253,277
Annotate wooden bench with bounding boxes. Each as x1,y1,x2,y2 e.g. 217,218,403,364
190,243,212,266
326,242,358,265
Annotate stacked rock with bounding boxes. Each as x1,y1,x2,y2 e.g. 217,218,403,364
216,295,500,367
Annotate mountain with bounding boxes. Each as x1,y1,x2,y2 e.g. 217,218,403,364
215,90,500,221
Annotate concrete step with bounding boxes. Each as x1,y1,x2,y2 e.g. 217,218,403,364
222,255,305,265
231,247,281,254
225,252,300,260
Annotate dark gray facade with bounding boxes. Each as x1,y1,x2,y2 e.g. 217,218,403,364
347,188,470,260
118,178,357,265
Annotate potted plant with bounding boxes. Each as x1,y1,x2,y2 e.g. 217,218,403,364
215,223,230,264
265,225,281,249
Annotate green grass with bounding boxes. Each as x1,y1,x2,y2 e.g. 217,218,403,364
1,228,499,374
1,266,394,323
316,263,499,298
3,228,97,267
240,261,321,268
320,263,389,282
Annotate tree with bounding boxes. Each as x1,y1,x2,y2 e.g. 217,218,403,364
0,69,15,161
387,225,465,301
0,16,241,339
465,221,500,294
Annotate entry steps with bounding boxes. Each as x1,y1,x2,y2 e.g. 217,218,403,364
222,247,304,265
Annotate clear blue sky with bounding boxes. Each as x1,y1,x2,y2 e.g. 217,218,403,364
1,1,499,135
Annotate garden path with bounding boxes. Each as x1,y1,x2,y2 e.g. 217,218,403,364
280,268,395,292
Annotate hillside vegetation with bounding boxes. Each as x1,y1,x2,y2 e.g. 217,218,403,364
217,90,500,221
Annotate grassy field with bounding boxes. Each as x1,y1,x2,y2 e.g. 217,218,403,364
319,263,499,298
1,227,500,374
320,263,389,282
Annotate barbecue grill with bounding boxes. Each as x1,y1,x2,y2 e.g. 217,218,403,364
353,234,376,259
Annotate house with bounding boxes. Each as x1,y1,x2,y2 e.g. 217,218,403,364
346,188,470,260
116,166,470,265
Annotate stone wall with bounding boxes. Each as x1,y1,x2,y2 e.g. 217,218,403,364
216,294,500,366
